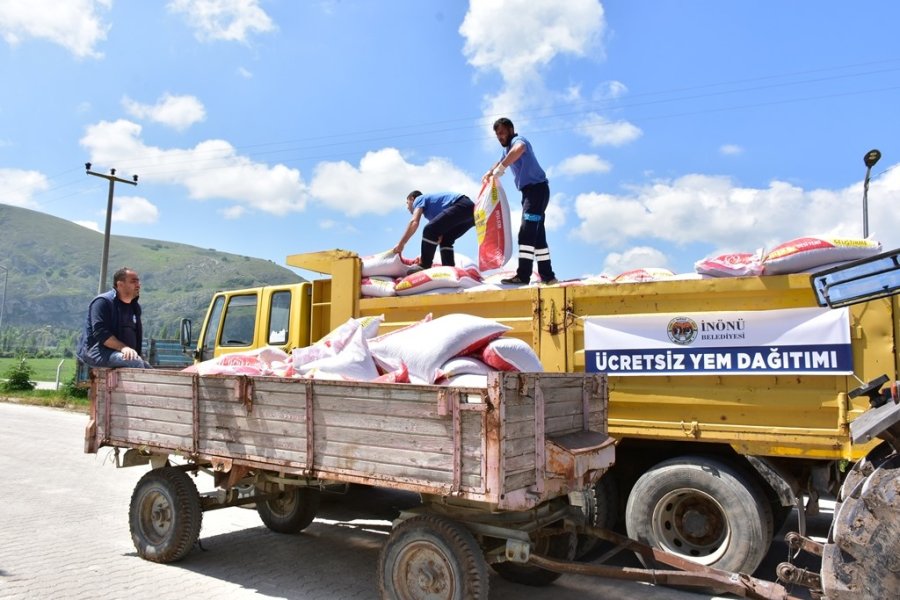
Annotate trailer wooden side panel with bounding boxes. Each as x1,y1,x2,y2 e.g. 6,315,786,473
87,370,611,511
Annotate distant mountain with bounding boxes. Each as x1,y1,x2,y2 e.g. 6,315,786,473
0,203,303,350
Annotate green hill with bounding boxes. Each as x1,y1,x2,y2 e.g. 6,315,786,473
0,203,303,354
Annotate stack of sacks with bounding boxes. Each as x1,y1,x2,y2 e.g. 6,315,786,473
360,250,417,298
369,313,510,384
613,267,676,283
182,346,294,377
394,266,482,296
183,313,546,387
761,235,882,275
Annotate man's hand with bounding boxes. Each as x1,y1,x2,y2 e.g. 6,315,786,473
392,244,404,255
120,346,139,360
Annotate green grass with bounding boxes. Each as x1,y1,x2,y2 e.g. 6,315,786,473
0,389,89,411
0,357,76,382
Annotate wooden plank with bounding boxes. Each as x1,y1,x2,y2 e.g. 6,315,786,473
314,439,453,471
115,370,193,386
313,411,453,437
110,403,193,425
110,415,193,439
313,393,443,420
115,380,195,399
200,422,307,452
504,451,536,473
198,410,307,437
504,469,535,492
309,426,465,456
199,401,308,424
110,392,194,411
107,426,192,451
200,439,307,465
315,454,455,485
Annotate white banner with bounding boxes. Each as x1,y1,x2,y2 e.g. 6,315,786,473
584,307,852,376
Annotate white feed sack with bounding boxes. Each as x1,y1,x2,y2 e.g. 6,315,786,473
368,313,510,384
762,236,883,275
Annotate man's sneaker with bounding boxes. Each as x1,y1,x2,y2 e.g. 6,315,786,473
500,275,529,285
406,264,425,274
542,278,559,285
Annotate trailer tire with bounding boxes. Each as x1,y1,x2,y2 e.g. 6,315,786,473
575,474,620,558
625,456,772,574
379,515,488,600
491,527,576,586
256,486,321,533
129,467,202,563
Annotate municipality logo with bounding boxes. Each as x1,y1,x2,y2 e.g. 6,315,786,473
667,317,698,345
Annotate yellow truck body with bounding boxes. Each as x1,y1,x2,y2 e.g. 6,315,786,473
191,248,899,574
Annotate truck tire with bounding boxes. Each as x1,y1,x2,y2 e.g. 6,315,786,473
379,515,488,600
491,527,576,586
129,467,202,563
821,453,900,599
256,486,321,533
625,455,773,574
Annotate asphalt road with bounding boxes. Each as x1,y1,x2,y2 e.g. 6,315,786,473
0,402,827,600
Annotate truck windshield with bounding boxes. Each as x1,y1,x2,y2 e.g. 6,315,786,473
268,290,291,345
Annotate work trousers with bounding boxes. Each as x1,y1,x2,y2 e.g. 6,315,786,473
421,196,476,268
515,181,555,281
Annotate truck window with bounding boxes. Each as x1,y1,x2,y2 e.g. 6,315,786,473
200,295,226,361
268,291,291,345
220,294,258,347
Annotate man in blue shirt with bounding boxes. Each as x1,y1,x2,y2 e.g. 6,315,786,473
392,191,475,268
76,267,152,368
483,117,557,285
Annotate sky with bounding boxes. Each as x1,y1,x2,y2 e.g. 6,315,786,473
2,0,900,282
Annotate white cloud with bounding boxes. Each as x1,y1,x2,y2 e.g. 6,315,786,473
572,166,900,256
220,205,245,219
0,168,48,208
602,246,670,274
318,219,359,234
112,196,159,224
581,114,642,146
460,0,605,118
597,80,628,99
80,119,308,215
123,94,206,131
554,154,612,177
720,144,744,156
0,0,110,58
237,66,253,78
309,148,477,217
167,0,275,43
75,220,100,231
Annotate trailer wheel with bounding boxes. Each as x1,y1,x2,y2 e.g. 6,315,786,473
379,515,488,600
625,456,772,574
256,486,321,533
129,467,202,563
575,474,620,558
491,527,576,586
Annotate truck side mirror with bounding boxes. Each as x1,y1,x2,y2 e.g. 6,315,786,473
180,318,192,349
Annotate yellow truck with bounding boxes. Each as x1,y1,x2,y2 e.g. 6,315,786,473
186,248,898,575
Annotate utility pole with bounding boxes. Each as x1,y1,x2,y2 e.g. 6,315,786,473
85,163,138,294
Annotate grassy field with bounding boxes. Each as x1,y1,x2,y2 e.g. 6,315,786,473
0,357,77,382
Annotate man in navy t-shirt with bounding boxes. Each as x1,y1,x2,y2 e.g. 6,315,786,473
392,191,475,268
483,117,557,285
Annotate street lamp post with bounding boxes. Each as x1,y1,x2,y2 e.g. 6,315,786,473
862,149,881,238
85,163,138,294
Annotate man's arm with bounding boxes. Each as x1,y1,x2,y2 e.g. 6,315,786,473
482,141,526,183
392,207,424,255
103,335,140,361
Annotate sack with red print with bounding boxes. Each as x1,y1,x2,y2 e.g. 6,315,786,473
762,236,882,275
474,179,513,271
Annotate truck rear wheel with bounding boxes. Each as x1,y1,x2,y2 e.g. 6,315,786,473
256,486,321,533
129,467,202,563
625,456,772,574
379,515,488,600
